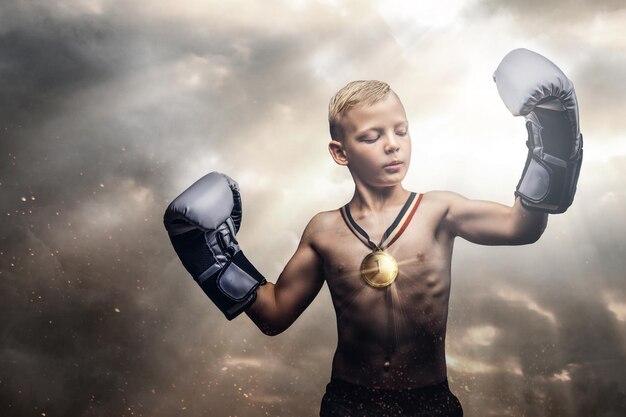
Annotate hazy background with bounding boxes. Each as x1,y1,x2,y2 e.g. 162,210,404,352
1,1,625,416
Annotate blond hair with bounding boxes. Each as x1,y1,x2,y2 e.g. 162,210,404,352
328,80,392,141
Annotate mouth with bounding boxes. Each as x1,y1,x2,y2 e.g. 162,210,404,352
383,160,403,168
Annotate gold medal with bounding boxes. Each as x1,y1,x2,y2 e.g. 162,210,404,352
360,249,398,288
341,193,422,372
340,192,424,370
341,192,422,289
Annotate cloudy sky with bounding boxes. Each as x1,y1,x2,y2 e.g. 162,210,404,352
1,0,625,416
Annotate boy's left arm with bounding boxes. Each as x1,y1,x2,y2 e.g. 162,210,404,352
442,192,547,245
442,48,584,246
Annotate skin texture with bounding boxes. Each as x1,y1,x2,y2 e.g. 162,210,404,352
246,91,548,389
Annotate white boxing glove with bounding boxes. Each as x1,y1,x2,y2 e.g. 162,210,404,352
163,172,266,320
493,48,583,213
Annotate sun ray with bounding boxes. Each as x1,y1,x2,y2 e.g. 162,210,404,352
390,282,412,334
335,283,372,324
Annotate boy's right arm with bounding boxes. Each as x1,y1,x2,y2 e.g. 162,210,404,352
163,171,324,331
164,172,267,320
245,214,325,336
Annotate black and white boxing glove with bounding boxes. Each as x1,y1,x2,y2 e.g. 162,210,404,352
493,48,583,214
163,172,266,320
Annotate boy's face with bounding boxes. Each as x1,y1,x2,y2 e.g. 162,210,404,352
329,92,411,188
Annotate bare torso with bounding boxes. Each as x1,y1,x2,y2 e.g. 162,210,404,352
310,191,454,389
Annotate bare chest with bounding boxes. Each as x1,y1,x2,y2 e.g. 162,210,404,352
313,207,454,330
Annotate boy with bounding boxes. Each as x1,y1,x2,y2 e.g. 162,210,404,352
164,49,583,416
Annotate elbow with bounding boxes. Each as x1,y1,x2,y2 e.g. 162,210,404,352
514,227,545,245
511,213,548,245
262,328,284,337
251,317,284,336
521,232,542,245
260,322,288,337
527,215,548,244
255,312,290,336
532,226,546,243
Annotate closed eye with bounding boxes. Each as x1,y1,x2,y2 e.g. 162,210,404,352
361,134,380,143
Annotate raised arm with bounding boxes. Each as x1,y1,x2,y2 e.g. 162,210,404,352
441,191,547,245
164,172,325,331
440,49,584,246
246,215,325,336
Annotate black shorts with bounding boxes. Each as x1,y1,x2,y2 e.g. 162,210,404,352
319,377,463,417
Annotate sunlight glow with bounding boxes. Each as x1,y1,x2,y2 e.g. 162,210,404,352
462,325,499,346
603,292,626,322
496,287,557,325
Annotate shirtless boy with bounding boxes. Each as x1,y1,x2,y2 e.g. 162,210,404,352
164,49,583,416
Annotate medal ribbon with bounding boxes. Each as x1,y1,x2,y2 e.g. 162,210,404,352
340,192,422,251
339,192,423,370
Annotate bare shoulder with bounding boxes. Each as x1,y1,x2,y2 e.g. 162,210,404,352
420,190,464,213
301,209,343,244
419,191,466,237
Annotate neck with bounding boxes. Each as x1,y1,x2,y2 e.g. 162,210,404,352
349,179,411,214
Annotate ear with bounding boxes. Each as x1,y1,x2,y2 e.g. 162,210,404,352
328,140,349,166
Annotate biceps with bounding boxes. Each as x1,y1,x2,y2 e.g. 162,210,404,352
447,197,516,245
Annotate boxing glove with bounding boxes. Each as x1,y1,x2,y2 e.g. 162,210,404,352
163,172,266,320
493,48,583,213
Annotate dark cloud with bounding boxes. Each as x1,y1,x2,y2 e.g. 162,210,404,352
1,1,625,416
447,157,626,415
0,2,357,416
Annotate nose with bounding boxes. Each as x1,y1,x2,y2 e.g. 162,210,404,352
384,134,400,154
